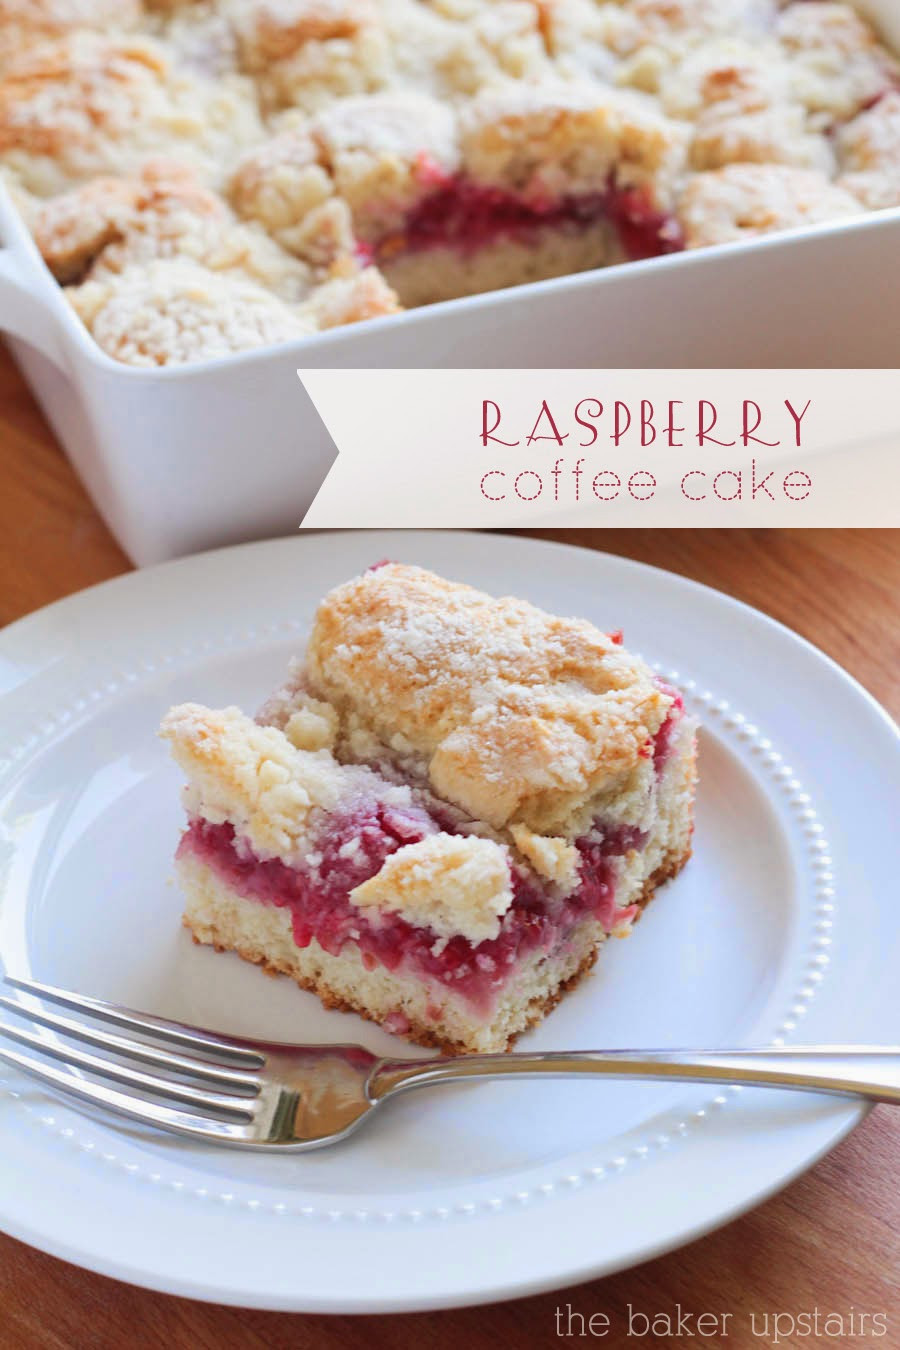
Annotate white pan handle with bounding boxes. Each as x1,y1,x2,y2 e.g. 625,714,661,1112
0,245,66,367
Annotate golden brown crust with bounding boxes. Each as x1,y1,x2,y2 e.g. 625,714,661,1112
30,174,140,282
0,33,263,195
306,562,672,833
229,0,374,72
678,162,861,247
0,0,143,75
838,92,900,210
459,82,686,201
305,263,401,326
29,160,226,278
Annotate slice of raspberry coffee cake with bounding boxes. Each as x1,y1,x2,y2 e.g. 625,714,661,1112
162,563,698,1053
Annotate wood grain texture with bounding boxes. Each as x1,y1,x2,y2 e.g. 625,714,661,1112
0,345,899,1349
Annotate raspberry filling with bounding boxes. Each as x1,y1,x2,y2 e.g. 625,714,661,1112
652,682,686,774
180,806,645,1015
180,696,683,1013
374,174,684,264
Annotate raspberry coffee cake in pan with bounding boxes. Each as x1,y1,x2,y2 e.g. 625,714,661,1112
162,564,698,1053
1,1,899,365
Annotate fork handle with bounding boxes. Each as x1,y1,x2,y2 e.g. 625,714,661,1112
369,1047,900,1105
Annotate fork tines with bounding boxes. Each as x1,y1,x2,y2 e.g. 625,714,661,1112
0,975,264,1143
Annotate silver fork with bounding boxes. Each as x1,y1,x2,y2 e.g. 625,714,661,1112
1,975,899,1151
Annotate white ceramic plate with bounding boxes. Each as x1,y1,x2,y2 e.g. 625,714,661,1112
0,531,896,1312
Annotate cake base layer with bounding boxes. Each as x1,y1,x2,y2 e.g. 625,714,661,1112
380,221,622,307
179,844,690,1055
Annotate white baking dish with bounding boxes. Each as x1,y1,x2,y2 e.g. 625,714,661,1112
2,0,900,565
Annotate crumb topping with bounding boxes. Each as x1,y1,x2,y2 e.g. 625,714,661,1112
304,263,400,326
307,562,670,832
283,697,340,752
509,822,581,889
460,81,687,202
68,258,316,365
163,698,517,940
0,0,143,74
228,125,352,262
29,172,141,283
226,0,374,74
5,1,893,361
349,832,514,943
162,568,697,941
775,3,894,120
161,703,351,858
32,158,315,299
0,33,263,196
678,161,862,247
838,92,900,209
313,90,460,236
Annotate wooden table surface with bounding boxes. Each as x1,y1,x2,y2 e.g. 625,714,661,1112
1,345,899,1349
